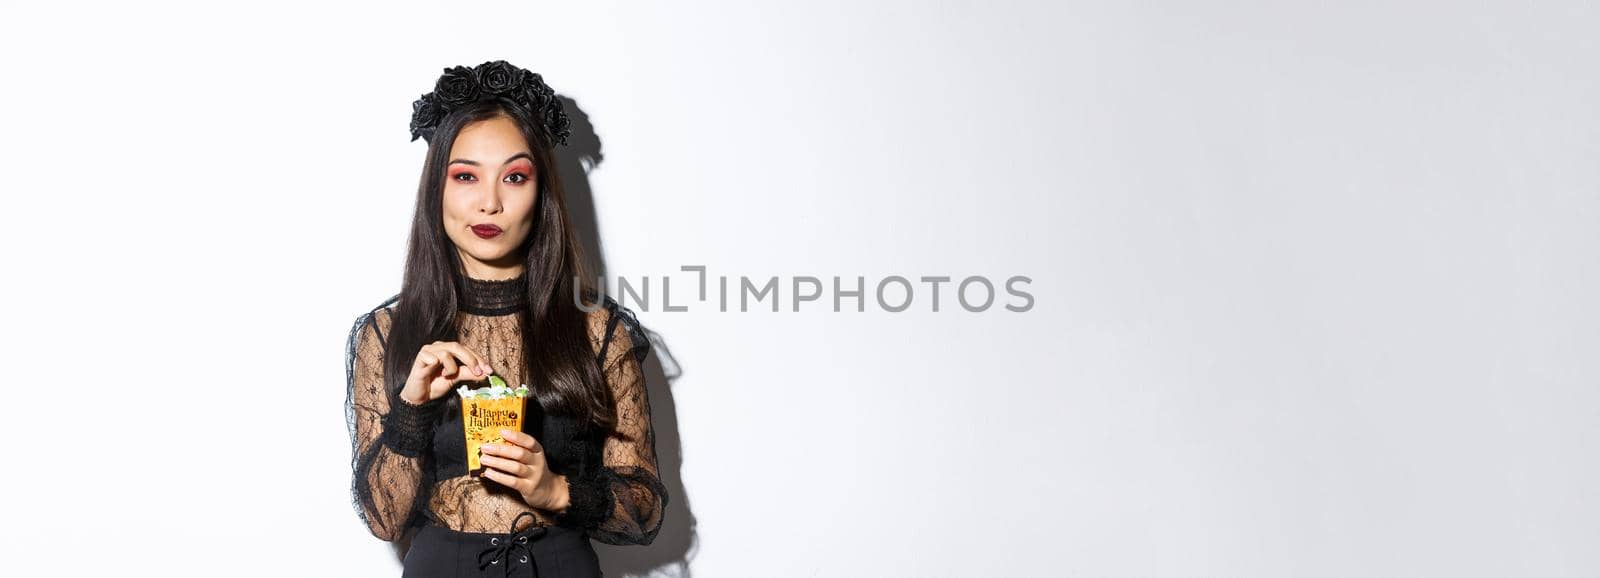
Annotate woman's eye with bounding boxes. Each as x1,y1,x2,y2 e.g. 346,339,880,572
504,173,529,184
453,173,477,182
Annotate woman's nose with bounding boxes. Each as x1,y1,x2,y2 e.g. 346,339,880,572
478,188,503,213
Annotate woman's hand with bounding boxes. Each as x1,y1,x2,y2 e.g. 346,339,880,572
480,428,570,513
401,341,493,404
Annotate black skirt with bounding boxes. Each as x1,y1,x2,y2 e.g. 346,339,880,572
403,514,602,578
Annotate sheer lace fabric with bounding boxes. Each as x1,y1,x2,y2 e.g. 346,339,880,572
345,275,665,545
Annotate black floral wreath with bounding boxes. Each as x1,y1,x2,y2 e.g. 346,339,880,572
408,60,573,146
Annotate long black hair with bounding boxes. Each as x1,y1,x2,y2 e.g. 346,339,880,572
381,98,617,432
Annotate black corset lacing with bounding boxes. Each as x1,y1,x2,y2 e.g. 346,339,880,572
475,511,549,577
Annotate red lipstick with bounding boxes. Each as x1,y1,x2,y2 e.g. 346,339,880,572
470,224,503,239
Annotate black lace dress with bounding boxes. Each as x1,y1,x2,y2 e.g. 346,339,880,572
344,272,667,576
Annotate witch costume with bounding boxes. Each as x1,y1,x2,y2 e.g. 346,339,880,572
344,61,667,577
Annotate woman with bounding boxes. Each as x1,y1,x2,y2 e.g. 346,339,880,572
344,60,667,577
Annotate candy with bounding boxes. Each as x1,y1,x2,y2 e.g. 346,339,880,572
456,374,532,400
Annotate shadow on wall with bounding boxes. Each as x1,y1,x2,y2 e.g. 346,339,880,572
557,96,699,577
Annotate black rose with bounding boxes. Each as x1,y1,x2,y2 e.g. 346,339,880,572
434,66,480,105
414,126,436,143
408,93,443,142
520,69,544,90
513,69,555,110
542,103,571,145
475,60,521,95
521,70,555,97
523,87,552,113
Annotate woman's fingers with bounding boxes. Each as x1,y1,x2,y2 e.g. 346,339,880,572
481,467,530,494
429,343,462,379
416,350,439,369
497,429,543,455
480,436,553,507
432,342,487,378
414,351,443,383
479,454,531,477
416,341,491,381
481,441,540,465
410,341,495,400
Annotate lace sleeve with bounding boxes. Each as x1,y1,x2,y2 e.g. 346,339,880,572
557,304,669,545
346,305,447,541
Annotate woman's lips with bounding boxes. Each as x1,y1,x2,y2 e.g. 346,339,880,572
470,224,503,239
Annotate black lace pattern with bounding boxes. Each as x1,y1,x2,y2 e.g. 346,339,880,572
345,276,666,545
457,273,527,316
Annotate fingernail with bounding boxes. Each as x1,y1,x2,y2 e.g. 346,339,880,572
474,366,483,376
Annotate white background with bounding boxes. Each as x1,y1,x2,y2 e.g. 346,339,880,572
1,1,1596,576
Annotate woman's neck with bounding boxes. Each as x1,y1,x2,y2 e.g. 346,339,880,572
459,255,526,282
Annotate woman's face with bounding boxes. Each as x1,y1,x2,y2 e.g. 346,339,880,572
441,115,538,279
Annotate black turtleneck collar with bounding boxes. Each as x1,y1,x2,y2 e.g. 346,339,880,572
459,271,528,316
